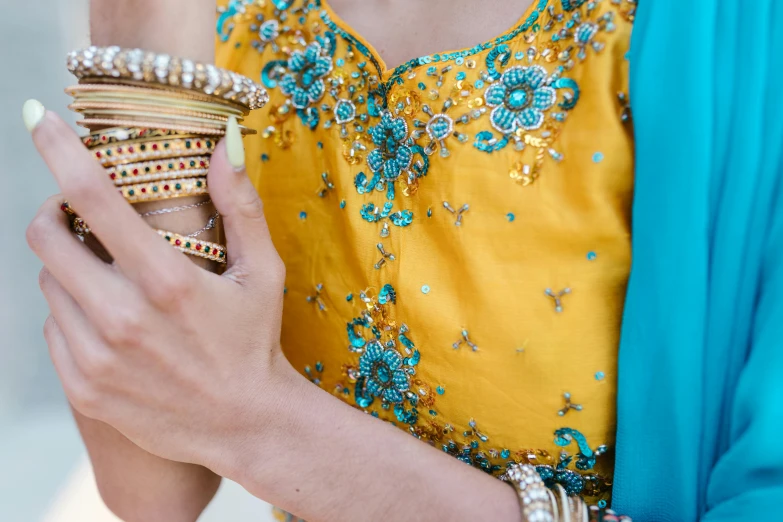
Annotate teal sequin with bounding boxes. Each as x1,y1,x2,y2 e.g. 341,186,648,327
554,428,597,470
359,201,413,229
378,284,397,304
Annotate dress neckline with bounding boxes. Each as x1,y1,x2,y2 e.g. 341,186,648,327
317,0,550,83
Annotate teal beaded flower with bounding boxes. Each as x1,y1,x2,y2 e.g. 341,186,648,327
279,41,333,109
358,340,410,404
484,65,556,133
367,111,413,181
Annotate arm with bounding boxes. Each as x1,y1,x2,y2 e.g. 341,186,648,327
229,363,526,522
71,2,221,520
24,112,527,521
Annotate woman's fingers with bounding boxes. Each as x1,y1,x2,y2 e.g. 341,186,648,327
42,314,99,417
208,117,284,285
39,267,122,416
26,195,129,319
24,101,195,292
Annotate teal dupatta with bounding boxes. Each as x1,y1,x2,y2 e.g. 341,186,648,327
613,0,783,520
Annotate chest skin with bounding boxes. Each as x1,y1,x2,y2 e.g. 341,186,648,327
324,0,535,70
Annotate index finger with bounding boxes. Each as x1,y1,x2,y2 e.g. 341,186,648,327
24,101,193,284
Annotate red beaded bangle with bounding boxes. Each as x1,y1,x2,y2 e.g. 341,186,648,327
106,156,210,185
157,230,226,264
120,177,208,204
91,137,216,167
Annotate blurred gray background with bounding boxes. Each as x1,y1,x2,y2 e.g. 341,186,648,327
0,2,272,520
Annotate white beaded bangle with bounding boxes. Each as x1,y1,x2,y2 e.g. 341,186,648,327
502,464,555,522
67,46,268,110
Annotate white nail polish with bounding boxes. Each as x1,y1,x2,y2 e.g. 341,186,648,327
226,115,245,170
22,99,46,132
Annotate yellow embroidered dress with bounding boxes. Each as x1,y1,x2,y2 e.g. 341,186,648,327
217,0,635,508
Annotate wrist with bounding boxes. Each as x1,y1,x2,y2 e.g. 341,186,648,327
217,349,316,491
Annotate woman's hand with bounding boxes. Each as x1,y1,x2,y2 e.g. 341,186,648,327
24,101,529,521
25,101,291,475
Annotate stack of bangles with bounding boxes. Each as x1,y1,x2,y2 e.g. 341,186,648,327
501,464,632,522
61,46,268,265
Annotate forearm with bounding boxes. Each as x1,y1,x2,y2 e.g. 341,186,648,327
73,2,221,520
226,362,523,522
74,408,220,522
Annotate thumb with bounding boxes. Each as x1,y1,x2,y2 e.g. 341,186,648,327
208,116,277,275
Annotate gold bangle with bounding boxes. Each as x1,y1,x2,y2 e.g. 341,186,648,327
67,83,248,113
70,101,233,122
80,110,231,128
106,156,210,185
572,497,588,522
119,177,208,204
61,202,225,264
548,488,560,522
157,230,226,264
66,46,268,110
91,138,216,168
552,484,571,522
76,118,255,136
69,89,246,118
81,127,196,148
501,464,554,522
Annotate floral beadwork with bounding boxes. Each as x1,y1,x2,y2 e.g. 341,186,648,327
344,285,428,426
231,0,623,187
367,112,413,183
357,111,429,200
358,341,411,403
217,2,634,509
278,38,335,109
485,65,557,133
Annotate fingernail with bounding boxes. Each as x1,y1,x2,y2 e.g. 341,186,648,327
225,115,245,170
22,99,46,132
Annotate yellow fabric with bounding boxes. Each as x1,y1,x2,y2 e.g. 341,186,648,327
217,0,634,506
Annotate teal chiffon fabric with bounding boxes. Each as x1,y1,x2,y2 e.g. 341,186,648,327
614,1,783,520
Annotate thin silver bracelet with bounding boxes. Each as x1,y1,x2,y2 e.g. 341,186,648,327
187,210,220,238
138,199,212,217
